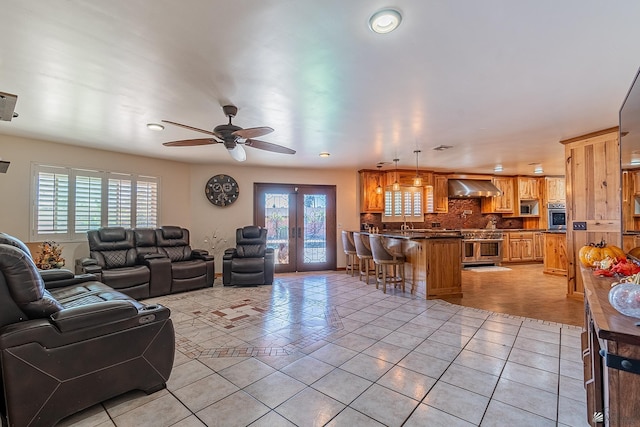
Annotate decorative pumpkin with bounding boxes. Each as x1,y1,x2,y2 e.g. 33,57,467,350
579,241,626,268
629,247,640,259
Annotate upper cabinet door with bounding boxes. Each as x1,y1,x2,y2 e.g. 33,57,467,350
545,177,566,203
518,177,541,200
359,170,384,213
482,177,516,214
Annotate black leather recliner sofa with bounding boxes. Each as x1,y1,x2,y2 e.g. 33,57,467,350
223,225,274,286
77,226,214,298
0,233,174,427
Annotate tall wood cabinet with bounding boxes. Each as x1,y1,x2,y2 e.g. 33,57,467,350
562,128,621,298
359,170,385,213
433,175,449,213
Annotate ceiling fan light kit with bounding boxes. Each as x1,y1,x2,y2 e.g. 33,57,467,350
161,104,295,161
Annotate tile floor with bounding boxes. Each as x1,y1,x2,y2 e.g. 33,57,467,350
59,269,588,427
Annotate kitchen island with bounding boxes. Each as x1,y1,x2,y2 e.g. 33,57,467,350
360,231,463,299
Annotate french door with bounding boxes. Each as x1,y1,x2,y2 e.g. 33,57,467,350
254,183,336,273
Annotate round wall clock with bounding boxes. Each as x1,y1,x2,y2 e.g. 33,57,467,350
205,174,239,206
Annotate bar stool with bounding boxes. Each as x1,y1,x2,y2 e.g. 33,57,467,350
369,234,405,293
341,230,359,276
353,232,375,284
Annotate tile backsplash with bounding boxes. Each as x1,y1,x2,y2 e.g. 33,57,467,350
361,198,524,231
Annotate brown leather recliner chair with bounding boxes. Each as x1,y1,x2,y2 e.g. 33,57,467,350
222,225,274,286
155,226,215,293
84,227,152,299
0,242,175,427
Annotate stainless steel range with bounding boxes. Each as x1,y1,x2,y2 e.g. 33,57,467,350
461,229,504,266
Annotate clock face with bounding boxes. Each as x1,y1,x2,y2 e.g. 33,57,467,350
205,174,239,206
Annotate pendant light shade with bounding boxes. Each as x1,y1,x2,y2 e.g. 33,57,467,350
375,165,383,194
413,150,422,186
392,158,400,191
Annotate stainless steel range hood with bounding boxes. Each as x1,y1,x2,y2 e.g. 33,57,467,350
448,179,502,198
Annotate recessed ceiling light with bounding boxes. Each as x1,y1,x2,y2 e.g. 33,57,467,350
494,165,503,172
369,9,402,34
534,166,544,174
146,123,164,131
319,152,330,157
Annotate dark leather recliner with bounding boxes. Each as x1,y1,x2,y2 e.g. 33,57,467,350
85,227,152,299
0,241,174,427
155,226,215,293
223,225,274,286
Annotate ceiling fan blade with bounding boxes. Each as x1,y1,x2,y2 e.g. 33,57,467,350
233,126,274,139
244,139,296,154
161,120,218,137
227,144,247,162
162,138,218,147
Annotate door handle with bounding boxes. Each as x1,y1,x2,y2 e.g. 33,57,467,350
291,227,296,238
298,227,302,239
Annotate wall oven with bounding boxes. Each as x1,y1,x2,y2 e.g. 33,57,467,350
461,230,503,266
548,203,566,230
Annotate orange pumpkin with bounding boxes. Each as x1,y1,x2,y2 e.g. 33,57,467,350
579,241,626,268
629,247,640,259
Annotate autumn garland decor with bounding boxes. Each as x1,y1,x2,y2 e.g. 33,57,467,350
34,241,65,270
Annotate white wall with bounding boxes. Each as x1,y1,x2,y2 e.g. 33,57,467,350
0,134,359,272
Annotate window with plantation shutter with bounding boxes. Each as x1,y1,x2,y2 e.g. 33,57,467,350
108,177,132,227
136,178,158,228
36,167,69,236
75,173,102,233
381,185,424,222
31,164,160,241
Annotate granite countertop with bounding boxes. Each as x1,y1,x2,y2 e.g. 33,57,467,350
359,230,463,240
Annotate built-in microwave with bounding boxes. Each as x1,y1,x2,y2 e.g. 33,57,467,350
520,200,539,216
548,203,566,230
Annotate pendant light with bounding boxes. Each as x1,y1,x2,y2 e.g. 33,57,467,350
413,150,422,186
375,164,383,194
392,158,400,191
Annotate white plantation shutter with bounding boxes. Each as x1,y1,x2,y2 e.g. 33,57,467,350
136,178,158,228
36,168,69,236
31,164,160,240
74,173,102,233
108,177,132,227
381,186,424,222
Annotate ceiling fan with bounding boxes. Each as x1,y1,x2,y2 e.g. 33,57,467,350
161,105,296,162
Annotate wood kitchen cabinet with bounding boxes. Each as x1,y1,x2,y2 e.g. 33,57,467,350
433,174,448,213
533,231,544,261
359,170,385,213
518,177,541,200
545,176,566,204
504,231,534,262
481,177,516,214
543,232,567,276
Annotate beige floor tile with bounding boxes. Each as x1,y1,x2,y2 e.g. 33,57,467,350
363,340,411,364
463,337,511,360
196,391,270,427
172,373,239,412
308,342,358,366
169,415,207,427
167,359,215,391
559,374,587,403
492,378,558,420
332,332,378,352
398,351,451,378
481,399,556,427
350,384,419,427
508,347,560,373
454,349,507,377
376,366,437,401
481,319,521,335
275,387,345,427
280,355,336,385
339,352,394,382
217,357,276,388
352,323,394,340
404,403,475,427
112,393,191,427
557,396,589,427
311,368,373,405
325,407,386,427
514,335,560,357
473,328,517,346
198,355,249,372
501,361,559,393
380,330,425,349
244,371,306,408
440,363,499,397
103,389,169,419
422,381,490,425
248,411,297,427
412,338,463,361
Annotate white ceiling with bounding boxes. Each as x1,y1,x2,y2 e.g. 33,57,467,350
1,0,640,175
